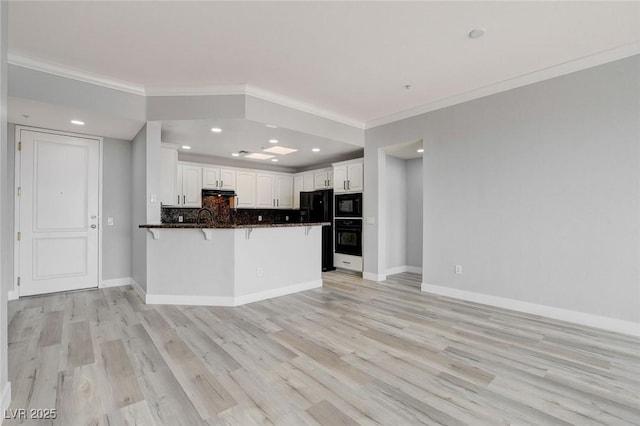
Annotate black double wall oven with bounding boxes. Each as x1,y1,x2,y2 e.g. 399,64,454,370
334,192,363,257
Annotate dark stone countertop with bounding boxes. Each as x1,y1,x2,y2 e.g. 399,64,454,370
139,222,331,229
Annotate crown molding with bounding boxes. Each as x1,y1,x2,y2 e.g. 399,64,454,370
10,42,640,133
365,42,640,129
8,53,146,96
145,84,247,97
244,85,365,130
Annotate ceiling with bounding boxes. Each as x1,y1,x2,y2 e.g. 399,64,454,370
8,2,640,127
161,119,362,170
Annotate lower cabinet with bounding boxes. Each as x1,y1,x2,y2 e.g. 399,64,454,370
334,253,363,272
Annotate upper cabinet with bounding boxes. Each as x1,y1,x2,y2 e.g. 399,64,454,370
293,172,315,209
178,164,203,207
313,168,333,189
203,166,236,190
256,172,293,209
235,170,256,208
333,159,363,193
160,144,178,206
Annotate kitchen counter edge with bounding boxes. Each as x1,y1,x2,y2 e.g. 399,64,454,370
139,222,331,229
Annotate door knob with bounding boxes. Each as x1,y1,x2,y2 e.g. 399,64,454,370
91,224,97,229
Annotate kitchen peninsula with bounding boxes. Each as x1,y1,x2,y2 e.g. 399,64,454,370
139,189,330,306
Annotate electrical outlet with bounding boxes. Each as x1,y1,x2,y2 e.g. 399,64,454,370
285,215,289,221
150,194,157,203
178,216,183,223
107,217,114,226
256,267,263,277
455,265,463,275
258,215,262,221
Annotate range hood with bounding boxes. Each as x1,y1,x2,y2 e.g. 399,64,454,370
202,189,236,197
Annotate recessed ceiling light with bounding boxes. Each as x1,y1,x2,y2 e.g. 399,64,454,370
468,28,486,39
271,159,279,162
232,153,240,157
312,148,320,152
182,145,192,150
265,124,278,129
70,120,85,126
211,127,222,133
269,139,278,144
417,148,424,153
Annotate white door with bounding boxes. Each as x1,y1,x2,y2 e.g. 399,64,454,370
18,129,100,296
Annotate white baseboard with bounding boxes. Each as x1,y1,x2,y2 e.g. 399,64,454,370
385,265,407,275
385,265,423,276
130,279,146,302
100,277,132,288
406,266,423,274
146,294,235,306
421,282,640,337
1,382,11,415
363,271,386,282
7,290,18,301
235,279,322,305
145,279,322,307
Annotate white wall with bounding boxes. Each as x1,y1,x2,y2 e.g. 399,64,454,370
131,125,148,290
385,155,407,270
365,55,640,330
0,0,10,411
102,138,132,281
406,157,423,269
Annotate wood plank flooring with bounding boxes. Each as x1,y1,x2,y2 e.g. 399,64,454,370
6,272,640,425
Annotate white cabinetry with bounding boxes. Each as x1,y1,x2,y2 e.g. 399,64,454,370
160,144,178,206
256,172,293,208
203,167,235,190
314,169,333,189
293,172,315,209
178,164,202,207
333,160,363,193
235,171,256,208
275,175,294,208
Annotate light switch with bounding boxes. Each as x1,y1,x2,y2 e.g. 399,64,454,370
107,217,114,226
150,194,157,203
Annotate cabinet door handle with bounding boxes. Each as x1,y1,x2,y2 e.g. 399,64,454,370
177,195,180,204
342,261,351,264
221,180,223,187
273,199,275,207
183,195,186,204
343,181,346,190
277,199,279,207
216,180,218,188
347,180,350,190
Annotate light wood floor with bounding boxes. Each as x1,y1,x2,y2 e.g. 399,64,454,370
7,272,640,425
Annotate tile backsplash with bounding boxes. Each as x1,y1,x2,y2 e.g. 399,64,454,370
161,192,302,225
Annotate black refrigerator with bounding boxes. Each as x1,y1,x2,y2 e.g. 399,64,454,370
300,189,335,271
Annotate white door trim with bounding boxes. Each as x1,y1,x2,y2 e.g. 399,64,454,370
13,126,103,297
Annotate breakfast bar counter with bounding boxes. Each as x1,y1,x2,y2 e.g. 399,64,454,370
138,222,330,306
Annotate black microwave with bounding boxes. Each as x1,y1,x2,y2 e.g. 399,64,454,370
335,193,362,217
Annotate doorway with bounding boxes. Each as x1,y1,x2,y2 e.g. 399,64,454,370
15,127,101,296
